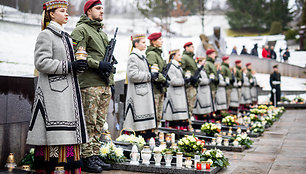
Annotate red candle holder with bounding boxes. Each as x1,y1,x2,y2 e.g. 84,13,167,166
206,162,211,170
196,162,202,170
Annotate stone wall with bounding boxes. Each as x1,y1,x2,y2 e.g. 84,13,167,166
0,76,126,167
0,75,36,167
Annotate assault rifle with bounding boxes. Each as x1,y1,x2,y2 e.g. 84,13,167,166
154,63,171,93
100,27,118,84
190,65,203,86
162,63,171,81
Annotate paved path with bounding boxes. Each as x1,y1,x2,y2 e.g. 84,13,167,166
220,109,306,174
87,109,306,174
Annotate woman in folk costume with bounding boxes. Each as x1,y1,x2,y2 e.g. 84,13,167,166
250,70,259,105
246,63,258,105
124,34,157,140
193,57,213,120
163,49,190,131
215,65,228,111
27,1,88,173
239,68,252,110
229,67,240,112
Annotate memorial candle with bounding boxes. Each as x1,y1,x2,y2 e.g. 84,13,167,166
196,162,202,170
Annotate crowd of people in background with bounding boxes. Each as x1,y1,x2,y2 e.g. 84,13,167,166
231,44,290,63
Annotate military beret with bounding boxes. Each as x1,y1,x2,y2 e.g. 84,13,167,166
183,42,193,48
273,64,278,68
148,32,162,40
84,0,102,14
246,62,252,67
206,49,215,55
222,56,229,61
235,60,241,64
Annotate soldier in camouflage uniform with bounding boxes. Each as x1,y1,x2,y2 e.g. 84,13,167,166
221,56,233,108
234,60,243,109
204,49,218,100
146,32,167,128
181,42,198,119
71,0,112,172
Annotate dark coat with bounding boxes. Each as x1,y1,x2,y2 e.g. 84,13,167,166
240,49,248,55
283,51,290,61
251,47,258,56
270,49,277,60
270,72,281,105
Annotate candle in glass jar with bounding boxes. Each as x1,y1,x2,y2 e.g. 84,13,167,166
159,132,164,142
206,161,211,169
185,157,192,168
166,133,171,143
194,155,200,169
171,133,175,144
176,152,183,168
201,161,206,170
196,162,202,170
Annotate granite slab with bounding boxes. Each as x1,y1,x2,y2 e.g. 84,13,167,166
112,162,222,174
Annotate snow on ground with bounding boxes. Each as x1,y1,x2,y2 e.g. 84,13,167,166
255,73,306,91
288,51,306,68
0,5,305,83
258,93,306,104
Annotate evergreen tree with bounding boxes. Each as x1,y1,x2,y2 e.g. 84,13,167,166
135,0,174,20
135,0,175,31
180,0,205,15
226,0,267,31
266,0,292,30
302,1,306,25
226,0,292,32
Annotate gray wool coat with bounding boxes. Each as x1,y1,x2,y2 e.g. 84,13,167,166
163,60,189,121
215,74,227,110
240,73,252,104
124,49,157,132
27,21,88,146
251,76,258,102
230,80,239,108
193,69,213,115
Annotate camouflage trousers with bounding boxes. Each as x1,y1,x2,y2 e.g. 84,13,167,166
81,86,111,158
154,92,164,128
186,86,197,117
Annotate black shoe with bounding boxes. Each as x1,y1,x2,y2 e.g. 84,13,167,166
93,155,112,170
82,156,103,173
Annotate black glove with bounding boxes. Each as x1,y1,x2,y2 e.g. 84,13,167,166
110,85,115,97
163,81,169,88
230,74,235,85
190,76,198,85
151,72,159,81
184,78,190,84
99,61,112,73
70,60,88,73
112,66,117,74
214,78,220,85
251,82,255,86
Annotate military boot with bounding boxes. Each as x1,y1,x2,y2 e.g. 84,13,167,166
82,156,103,173
93,156,112,170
